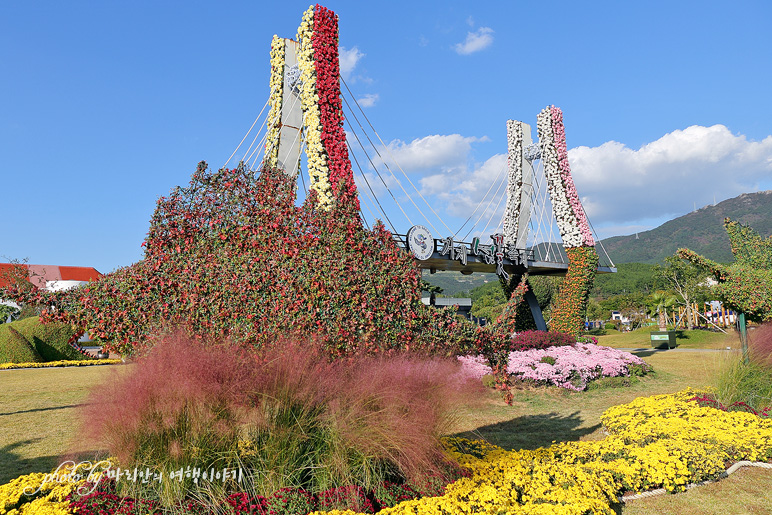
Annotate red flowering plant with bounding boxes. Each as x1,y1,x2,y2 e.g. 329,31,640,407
0,162,473,358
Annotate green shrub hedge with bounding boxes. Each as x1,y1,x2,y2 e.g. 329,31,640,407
0,326,43,363
2,317,88,362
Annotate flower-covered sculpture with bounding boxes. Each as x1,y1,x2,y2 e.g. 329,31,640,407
266,5,359,213
536,106,599,336
503,120,523,245
265,35,285,169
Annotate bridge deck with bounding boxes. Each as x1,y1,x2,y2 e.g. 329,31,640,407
414,254,616,276
392,235,615,277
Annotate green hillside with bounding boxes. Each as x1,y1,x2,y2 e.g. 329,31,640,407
600,191,772,264
421,270,497,297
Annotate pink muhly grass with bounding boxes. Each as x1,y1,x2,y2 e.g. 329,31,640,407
82,331,255,467
325,352,481,484
80,331,482,503
749,322,772,367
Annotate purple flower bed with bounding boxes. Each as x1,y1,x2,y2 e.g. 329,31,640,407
458,343,649,391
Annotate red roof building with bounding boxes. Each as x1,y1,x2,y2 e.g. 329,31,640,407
0,263,102,291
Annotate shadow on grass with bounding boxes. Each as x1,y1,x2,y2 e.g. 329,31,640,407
0,404,85,417
631,350,660,358
453,411,601,451
0,439,62,484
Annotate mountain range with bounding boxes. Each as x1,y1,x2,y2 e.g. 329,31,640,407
599,190,772,265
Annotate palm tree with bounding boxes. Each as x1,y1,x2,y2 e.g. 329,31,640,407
649,291,677,331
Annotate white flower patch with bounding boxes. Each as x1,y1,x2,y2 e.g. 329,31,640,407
503,120,523,246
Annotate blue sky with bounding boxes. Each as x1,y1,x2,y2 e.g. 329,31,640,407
2,1,771,273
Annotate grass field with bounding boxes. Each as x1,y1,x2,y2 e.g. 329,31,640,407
595,325,739,350
1,331,770,514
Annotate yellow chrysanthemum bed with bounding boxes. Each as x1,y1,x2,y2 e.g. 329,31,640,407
0,359,120,370
3,389,772,515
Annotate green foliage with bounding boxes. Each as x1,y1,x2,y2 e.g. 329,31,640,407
551,246,599,337
591,262,657,298
0,325,42,363
654,255,711,329
4,317,84,362
420,279,443,295
678,218,772,322
0,304,19,324
421,271,494,298
714,357,772,413
584,298,607,321
468,281,506,322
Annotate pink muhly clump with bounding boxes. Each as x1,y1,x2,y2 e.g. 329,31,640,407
749,322,772,367
81,331,482,493
323,351,483,482
82,331,254,465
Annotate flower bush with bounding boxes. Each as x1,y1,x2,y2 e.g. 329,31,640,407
502,120,523,244
458,342,649,391
291,5,359,212
551,245,599,337
0,164,475,358
534,106,599,336
506,343,650,391
265,35,285,168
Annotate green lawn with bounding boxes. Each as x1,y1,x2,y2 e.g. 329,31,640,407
1,333,769,514
595,326,739,350
0,364,127,483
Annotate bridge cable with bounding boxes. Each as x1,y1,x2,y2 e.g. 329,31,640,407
341,107,414,230
460,164,508,242
453,161,507,239
478,171,510,243
345,135,400,234
341,77,450,236
224,89,274,168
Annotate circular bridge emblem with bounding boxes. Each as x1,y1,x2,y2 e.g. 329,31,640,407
407,225,434,261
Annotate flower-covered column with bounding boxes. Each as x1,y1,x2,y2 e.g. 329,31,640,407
296,5,360,213
503,120,523,246
265,36,285,169
537,106,598,336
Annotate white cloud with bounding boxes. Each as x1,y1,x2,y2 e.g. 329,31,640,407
569,125,772,226
454,27,494,55
338,46,364,79
357,93,379,108
380,134,483,172
354,125,772,243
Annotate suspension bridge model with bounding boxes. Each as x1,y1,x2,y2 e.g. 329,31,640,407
224,5,615,328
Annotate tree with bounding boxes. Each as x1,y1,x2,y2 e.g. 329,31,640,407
677,218,772,323
0,303,20,323
654,255,710,330
648,291,677,331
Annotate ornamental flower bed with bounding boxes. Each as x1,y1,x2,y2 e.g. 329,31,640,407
459,342,650,391
0,358,121,370
6,389,772,515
